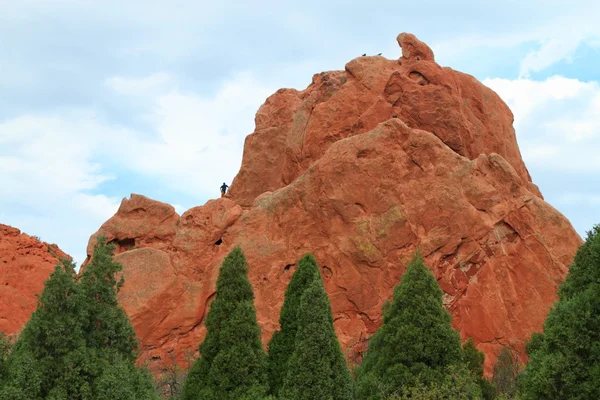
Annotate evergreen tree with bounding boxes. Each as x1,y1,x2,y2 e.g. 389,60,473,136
519,225,600,399
181,247,268,400
463,338,496,400
0,239,158,400
78,239,139,359
279,279,354,400
267,254,320,396
355,253,479,400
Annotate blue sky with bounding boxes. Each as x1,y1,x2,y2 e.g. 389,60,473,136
1,0,599,265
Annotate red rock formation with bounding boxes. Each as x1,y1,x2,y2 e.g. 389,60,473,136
228,33,542,207
0,224,70,335
83,33,582,376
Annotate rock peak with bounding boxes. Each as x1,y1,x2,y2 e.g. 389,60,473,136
396,32,435,61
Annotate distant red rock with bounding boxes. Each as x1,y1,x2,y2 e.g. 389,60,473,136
78,32,581,377
0,224,70,336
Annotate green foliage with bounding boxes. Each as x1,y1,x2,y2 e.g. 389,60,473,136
279,279,354,400
0,332,12,381
463,338,496,400
480,379,498,400
181,247,268,400
492,347,520,399
267,254,320,396
0,239,159,400
355,253,479,400
519,225,600,399
463,339,485,379
94,359,159,400
389,365,482,399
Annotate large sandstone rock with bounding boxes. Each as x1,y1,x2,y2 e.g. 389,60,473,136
0,224,70,335
83,33,582,376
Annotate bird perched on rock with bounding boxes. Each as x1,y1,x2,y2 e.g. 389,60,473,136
362,53,366,56
377,53,382,55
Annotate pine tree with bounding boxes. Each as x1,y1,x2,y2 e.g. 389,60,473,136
519,224,600,399
78,238,139,359
0,239,159,400
267,254,320,396
279,278,354,400
355,253,479,400
181,247,268,400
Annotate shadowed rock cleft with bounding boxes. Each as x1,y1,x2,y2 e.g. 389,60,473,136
284,263,295,271
109,237,136,252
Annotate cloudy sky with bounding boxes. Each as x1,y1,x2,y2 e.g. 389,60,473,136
1,0,599,265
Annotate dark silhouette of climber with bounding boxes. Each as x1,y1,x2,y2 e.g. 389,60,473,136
362,53,366,56
377,53,382,56
220,182,229,197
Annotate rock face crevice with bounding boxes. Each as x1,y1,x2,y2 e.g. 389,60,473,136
75,33,581,376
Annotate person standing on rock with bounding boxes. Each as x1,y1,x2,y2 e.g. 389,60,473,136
220,182,229,197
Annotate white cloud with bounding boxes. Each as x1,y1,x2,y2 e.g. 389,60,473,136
0,115,113,199
483,76,593,127
519,36,583,78
106,71,275,196
105,73,172,96
483,76,600,171
73,193,121,221
430,3,600,77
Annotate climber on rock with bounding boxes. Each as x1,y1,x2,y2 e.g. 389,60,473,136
220,182,229,197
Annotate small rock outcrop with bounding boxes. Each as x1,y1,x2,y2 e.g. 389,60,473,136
0,224,70,335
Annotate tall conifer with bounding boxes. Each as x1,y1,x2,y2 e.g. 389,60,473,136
279,278,353,400
181,247,268,400
355,253,478,399
267,254,320,395
519,225,600,399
